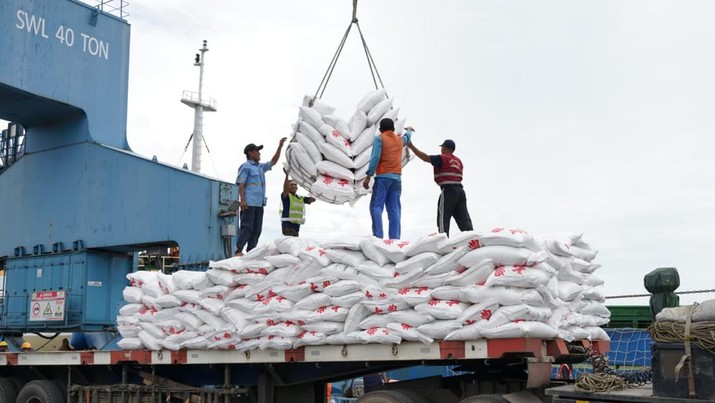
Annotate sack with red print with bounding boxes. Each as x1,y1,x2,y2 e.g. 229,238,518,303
412,272,452,288
325,331,361,345
459,245,547,268
219,307,249,330
301,321,345,335
324,249,367,267
356,261,395,281
463,285,545,307
480,228,541,251
122,287,143,304
259,336,296,350
436,230,483,253
298,245,332,266
344,303,372,333
381,267,424,289
275,283,314,302
206,268,237,286
307,305,349,322
372,238,412,264
227,298,258,313
444,321,491,341
458,301,499,324
198,297,225,316
415,299,469,320
417,320,462,339
265,253,301,268
484,265,551,288
390,310,436,327
294,331,328,347
253,296,295,314
425,246,468,275
404,233,448,256
275,236,318,256
316,160,355,180
387,322,434,344
480,321,558,339
395,287,433,306
431,286,463,301
446,260,495,286
323,280,362,297
359,237,391,265
485,304,553,328
331,291,365,307
395,252,440,274
263,320,304,337
353,327,402,344
295,293,333,311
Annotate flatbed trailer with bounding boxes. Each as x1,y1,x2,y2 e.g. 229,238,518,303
0,338,608,403
546,384,714,403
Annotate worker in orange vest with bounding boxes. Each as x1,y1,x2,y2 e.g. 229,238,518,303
363,118,413,240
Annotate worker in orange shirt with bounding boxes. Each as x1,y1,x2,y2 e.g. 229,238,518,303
362,118,413,240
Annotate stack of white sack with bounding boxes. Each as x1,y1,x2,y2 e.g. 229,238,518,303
117,229,610,351
284,89,412,206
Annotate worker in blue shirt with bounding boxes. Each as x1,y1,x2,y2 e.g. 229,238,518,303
362,118,413,240
235,137,287,256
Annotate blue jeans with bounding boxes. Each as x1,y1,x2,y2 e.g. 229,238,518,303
236,206,264,253
369,177,401,239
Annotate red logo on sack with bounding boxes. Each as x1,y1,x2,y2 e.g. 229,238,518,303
388,304,398,312
332,130,341,138
492,228,504,233
481,309,492,320
322,176,333,185
428,299,440,306
401,323,413,330
512,265,526,274
494,267,505,277
510,229,526,235
468,239,481,250
367,327,377,335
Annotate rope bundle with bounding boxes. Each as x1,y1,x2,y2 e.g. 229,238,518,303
648,320,715,353
575,346,653,392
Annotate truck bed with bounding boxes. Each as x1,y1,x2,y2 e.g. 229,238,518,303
547,384,713,403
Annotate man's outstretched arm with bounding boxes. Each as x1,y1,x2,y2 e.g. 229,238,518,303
407,141,430,162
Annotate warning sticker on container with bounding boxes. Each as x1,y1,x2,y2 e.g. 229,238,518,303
29,291,66,321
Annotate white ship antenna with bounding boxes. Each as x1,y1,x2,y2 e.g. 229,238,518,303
181,40,217,174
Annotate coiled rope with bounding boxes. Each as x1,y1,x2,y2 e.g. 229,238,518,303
575,346,653,392
648,321,715,352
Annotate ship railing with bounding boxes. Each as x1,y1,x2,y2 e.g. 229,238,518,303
91,0,130,19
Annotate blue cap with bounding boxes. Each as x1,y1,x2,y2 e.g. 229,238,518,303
439,139,456,150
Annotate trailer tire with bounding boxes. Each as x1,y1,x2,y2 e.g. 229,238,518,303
0,377,20,403
458,394,510,403
16,380,65,403
357,390,421,403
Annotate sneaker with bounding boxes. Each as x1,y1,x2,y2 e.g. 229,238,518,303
234,251,244,257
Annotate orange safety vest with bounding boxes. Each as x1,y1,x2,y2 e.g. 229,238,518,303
376,130,403,175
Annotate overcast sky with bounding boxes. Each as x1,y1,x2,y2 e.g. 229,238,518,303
107,0,715,305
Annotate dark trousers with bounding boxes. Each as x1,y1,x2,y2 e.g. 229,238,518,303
281,223,300,237
437,186,473,236
236,206,264,253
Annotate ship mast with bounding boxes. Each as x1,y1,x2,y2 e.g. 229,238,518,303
181,40,217,174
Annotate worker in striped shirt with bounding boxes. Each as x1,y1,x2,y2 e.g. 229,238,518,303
408,138,473,236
